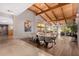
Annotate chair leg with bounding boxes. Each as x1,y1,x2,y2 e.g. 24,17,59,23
44,42,48,48
54,40,56,45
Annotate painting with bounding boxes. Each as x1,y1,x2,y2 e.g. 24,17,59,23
24,20,31,32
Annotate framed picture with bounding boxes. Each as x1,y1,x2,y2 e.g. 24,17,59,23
24,20,31,32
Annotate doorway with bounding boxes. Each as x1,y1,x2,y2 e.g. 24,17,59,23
0,24,8,41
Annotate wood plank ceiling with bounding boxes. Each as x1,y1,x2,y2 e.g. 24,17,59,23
28,3,77,25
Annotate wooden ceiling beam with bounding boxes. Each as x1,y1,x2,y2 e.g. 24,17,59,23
45,3,57,25
44,3,50,8
52,11,58,22
45,13,53,21
40,15,48,22
28,9,37,14
72,4,77,16
45,13,56,25
72,4,74,16
36,3,70,15
53,15,76,21
61,7,67,24
40,15,51,24
72,4,76,24
33,5,43,11
45,3,58,22
40,14,75,25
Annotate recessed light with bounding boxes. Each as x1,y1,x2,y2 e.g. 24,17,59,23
7,10,14,14
7,10,13,12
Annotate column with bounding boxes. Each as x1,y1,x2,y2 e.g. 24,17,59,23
76,4,79,47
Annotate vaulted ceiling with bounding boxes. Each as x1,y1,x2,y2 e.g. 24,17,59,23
0,3,33,15
28,3,77,25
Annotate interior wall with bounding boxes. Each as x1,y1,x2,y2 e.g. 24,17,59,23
0,12,13,39
13,10,47,39
76,4,79,47
76,17,79,47
0,3,34,16
0,12,13,25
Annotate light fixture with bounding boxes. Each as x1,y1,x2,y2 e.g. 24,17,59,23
47,27,53,32
37,23,45,28
7,10,14,14
9,26,13,30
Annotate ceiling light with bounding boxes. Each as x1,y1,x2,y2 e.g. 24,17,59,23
7,10,14,14
7,10,13,12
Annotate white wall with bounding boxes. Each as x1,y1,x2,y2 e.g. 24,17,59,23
0,12,13,25
0,3,33,15
13,10,47,39
76,17,79,47
76,4,79,47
